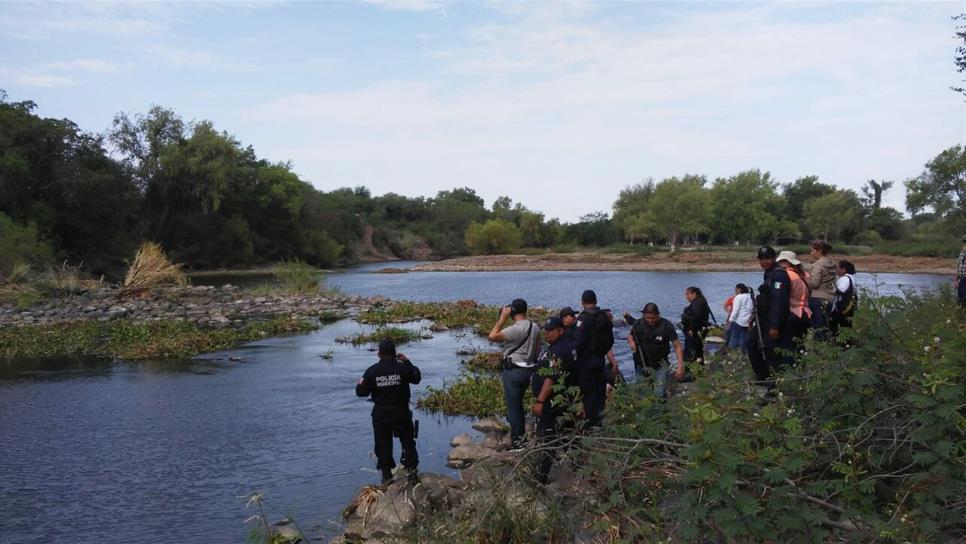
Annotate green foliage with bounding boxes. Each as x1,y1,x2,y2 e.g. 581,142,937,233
906,145,966,225
462,351,502,372
418,372,531,416
273,260,322,293
566,212,622,247
647,175,710,249
873,237,961,258
803,189,864,242
358,301,550,336
465,219,523,255
337,326,422,346
0,213,55,277
601,243,655,256
708,170,786,244
0,317,317,360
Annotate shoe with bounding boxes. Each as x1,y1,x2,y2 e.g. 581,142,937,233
380,468,393,484
407,469,420,485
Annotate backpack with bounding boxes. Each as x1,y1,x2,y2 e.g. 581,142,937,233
838,276,857,318
587,309,614,356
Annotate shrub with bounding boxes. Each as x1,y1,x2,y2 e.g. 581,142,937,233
0,213,55,279
874,238,960,258
273,260,321,293
465,219,523,255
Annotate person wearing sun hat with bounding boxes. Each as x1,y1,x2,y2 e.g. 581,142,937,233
776,250,812,349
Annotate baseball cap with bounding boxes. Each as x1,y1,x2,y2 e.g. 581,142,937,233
545,316,564,330
756,245,777,259
558,306,575,318
509,298,528,315
378,339,396,356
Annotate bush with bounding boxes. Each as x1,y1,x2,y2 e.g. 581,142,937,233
874,238,961,258
273,260,321,293
601,243,655,257
122,242,185,294
0,213,55,279
853,230,882,245
465,219,523,255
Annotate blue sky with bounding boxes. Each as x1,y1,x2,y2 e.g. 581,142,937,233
2,0,964,221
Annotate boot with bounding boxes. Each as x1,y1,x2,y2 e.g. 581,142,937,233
381,468,393,484
406,468,420,486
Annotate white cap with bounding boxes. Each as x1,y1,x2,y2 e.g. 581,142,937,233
776,250,801,266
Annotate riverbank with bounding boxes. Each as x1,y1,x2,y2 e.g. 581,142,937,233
411,251,955,274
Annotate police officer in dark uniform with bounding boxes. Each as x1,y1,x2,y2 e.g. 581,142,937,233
573,289,614,427
747,246,793,385
531,316,578,483
355,339,421,485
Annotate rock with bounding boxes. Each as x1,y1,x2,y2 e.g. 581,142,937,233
420,333,434,340
364,484,416,538
705,335,725,343
430,323,449,332
472,417,509,434
412,472,463,508
450,433,473,447
447,444,496,468
482,434,507,451
228,356,244,362
268,518,301,542
211,314,230,324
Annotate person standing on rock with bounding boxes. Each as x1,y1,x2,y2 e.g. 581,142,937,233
488,298,541,449
807,240,836,340
573,290,614,428
355,339,422,485
531,316,578,483
747,246,793,388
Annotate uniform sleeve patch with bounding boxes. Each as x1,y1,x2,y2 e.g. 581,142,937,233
773,282,784,289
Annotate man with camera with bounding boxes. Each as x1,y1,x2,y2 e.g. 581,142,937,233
488,298,541,449
355,339,422,485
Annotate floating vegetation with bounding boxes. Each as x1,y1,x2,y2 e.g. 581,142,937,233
358,301,552,336
337,326,423,346
0,317,316,361
318,310,346,323
418,372,534,417
462,351,502,372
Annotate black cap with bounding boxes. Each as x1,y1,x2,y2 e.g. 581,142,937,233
558,306,575,318
545,316,564,330
581,289,597,304
756,245,776,259
509,298,528,315
378,339,396,356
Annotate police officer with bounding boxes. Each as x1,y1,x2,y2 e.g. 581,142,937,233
573,289,614,427
559,307,577,338
627,303,685,399
355,339,421,485
531,316,577,483
747,246,793,386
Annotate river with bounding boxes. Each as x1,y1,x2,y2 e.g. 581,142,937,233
0,266,947,543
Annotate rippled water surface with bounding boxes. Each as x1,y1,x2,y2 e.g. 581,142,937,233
1,266,946,543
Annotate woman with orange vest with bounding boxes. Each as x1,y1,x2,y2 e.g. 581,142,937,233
776,251,812,348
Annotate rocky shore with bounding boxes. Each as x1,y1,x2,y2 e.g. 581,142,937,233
0,285,390,328
326,416,608,544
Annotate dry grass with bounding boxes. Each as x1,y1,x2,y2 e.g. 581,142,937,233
121,242,185,296
343,485,383,521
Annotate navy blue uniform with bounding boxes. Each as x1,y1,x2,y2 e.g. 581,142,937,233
681,298,710,363
531,333,577,482
356,356,422,472
573,307,613,427
748,264,793,382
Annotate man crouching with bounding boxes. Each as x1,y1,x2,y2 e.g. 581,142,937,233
355,339,421,485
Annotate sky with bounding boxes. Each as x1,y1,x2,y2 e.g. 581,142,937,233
2,0,964,221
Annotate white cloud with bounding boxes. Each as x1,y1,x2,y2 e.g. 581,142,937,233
11,72,76,88
360,0,448,13
240,2,963,220
40,59,132,74
147,45,256,71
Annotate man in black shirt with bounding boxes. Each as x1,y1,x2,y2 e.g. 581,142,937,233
628,303,684,399
531,316,577,483
573,289,614,427
355,339,422,484
747,246,793,385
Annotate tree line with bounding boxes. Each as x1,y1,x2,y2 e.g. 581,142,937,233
1,91,963,279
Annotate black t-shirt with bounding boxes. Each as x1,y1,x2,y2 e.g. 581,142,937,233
630,317,677,368
681,299,710,333
532,335,578,412
356,357,422,408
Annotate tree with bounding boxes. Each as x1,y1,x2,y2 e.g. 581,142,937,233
860,179,894,212
646,175,710,250
905,145,966,228
954,13,966,95
464,219,522,255
612,180,655,243
708,170,785,244
566,212,621,247
803,190,863,242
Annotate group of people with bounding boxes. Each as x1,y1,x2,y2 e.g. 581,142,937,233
355,240,862,485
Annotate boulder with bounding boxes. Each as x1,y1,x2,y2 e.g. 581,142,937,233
268,518,301,542
365,484,416,538
472,417,508,434
482,433,508,452
450,433,473,447
447,444,496,468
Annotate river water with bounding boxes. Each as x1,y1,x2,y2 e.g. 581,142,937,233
0,265,946,544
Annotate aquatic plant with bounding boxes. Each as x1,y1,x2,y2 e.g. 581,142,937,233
337,326,422,346
318,310,345,323
418,372,534,417
358,301,551,336
0,317,316,360
462,351,502,372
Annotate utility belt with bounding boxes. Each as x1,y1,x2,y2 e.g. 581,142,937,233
501,358,533,371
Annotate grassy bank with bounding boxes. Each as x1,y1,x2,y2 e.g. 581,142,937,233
359,301,552,336
0,317,317,361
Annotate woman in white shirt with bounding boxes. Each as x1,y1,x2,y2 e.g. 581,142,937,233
727,283,754,349
830,260,857,333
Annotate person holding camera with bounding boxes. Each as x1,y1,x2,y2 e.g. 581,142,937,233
355,339,421,485
488,298,541,449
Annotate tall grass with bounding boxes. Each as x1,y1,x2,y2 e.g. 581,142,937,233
122,242,185,295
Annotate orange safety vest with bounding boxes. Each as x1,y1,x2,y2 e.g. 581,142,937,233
786,268,812,320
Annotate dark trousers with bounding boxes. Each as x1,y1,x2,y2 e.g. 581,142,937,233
371,405,418,471
577,356,606,427
808,298,831,341
536,408,560,483
747,316,808,382
683,331,704,363
958,279,966,306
